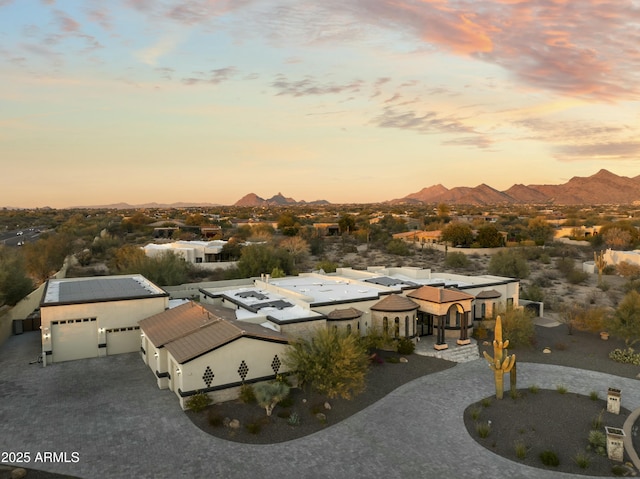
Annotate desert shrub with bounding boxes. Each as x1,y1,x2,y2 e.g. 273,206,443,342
617,261,640,279
521,284,544,302
556,385,567,394
315,260,338,273
590,391,599,401
385,356,400,364
185,391,212,412
609,347,640,365
567,269,589,284
254,381,290,416
514,440,527,459
245,419,263,435
573,452,591,469
528,384,539,394
624,279,640,294
396,338,415,355
612,465,628,476
476,422,491,438
488,250,530,278
500,308,535,348
238,384,256,404
278,394,294,408
539,450,559,467
386,239,412,256
287,411,300,426
472,321,488,340
588,430,607,456
481,398,492,407
285,327,369,400
207,409,224,427
444,251,470,269
591,409,604,430
470,408,481,420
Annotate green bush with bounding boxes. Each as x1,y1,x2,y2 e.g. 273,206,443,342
589,391,599,401
470,408,481,420
185,391,212,412
591,409,604,430
514,440,527,459
396,338,415,355
476,422,491,438
528,384,539,394
246,420,262,435
573,451,591,469
287,411,300,426
539,450,559,467
278,394,294,408
609,347,640,365
556,385,567,394
444,251,470,269
588,430,607,456
238,384,256,404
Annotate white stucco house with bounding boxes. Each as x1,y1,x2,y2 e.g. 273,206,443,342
139,301,291,409
143,240,236,270
39,274,169,365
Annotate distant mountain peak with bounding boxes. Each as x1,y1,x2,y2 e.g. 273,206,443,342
393,169,640,205
233,193,330,206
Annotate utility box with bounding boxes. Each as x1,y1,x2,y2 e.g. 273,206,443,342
605,426,625,462
607,388,621,415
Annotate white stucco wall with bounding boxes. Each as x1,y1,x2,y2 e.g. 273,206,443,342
169,336,291,409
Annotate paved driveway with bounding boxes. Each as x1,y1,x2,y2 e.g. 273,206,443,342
1,332,639,479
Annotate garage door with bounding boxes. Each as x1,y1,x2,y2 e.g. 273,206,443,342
106,327,141,356
51,318,98,363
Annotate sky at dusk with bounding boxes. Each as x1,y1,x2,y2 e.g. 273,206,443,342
1,0,639,208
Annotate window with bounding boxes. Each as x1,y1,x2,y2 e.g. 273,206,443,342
383,317,389,335
346,324,352,334
394,318,400,338
405,316,409,337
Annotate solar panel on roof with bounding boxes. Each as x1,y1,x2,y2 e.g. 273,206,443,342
57,278,154,303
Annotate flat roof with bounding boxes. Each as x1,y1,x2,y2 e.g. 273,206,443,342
209,286,325,324
42,274,168,306
268,276,387,305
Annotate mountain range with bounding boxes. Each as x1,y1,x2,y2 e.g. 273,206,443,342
392,169,640,205
233,192,330,207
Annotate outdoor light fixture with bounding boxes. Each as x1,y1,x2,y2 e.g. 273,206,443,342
98,327,105,333
154,352,159,358
176,368,182,375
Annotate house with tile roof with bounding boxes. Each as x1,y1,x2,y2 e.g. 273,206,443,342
139,301,291,409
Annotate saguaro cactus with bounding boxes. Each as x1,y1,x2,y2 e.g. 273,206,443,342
594,251,607,286
482,315,516,399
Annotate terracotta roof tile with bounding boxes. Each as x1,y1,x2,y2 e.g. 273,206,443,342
139,301,289,364
327,307,364,320
475,289,502,299
371,294,419,312
407,286,474,304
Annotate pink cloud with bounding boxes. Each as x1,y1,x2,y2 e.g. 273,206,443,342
339,0,640,101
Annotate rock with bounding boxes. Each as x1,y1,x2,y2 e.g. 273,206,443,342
543,348,551,354
315,413,326,422
399,357,408,363
228,419,241,429
324,401,331,410
302,398,307,403
223,417,231,427
11,468,27,479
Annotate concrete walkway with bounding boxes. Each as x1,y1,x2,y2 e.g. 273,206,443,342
1,332,639,479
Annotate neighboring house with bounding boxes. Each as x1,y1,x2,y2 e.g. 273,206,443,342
143,240,236,270
393,230,442,244
139,301,291,409
40,275,169,365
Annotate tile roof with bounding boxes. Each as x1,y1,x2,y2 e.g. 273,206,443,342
407,286,474,304
327,307,364,320
139,301,289,364
371,294,419,312
475,289,502,299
